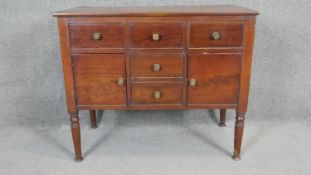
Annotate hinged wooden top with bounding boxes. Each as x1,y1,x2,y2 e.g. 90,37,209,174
53,5,259,17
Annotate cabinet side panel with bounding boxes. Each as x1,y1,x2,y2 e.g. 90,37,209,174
57,17,77,113
238,16,256,112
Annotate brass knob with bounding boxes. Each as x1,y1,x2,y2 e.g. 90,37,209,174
211,32,221,40
189,79,197,87
117,77,125,85
153,90,161,99
152,33,160,41
92,32,101,40
153,63,161,72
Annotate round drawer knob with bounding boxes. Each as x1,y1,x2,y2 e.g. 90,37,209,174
211,32,221,40
153,90,161,99
117,77,125,85
189,79,197,87
152,33,160,41
153,63,161,72
92,32,101,40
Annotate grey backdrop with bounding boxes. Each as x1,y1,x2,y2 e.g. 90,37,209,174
0,0,311,175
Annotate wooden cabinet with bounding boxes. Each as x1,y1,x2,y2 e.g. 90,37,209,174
54,5,258,162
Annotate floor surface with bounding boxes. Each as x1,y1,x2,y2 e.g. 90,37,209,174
0,110,310,175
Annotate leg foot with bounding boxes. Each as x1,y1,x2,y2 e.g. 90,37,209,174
232,151,241,161
89,110,97,128
233,111,245,161
219,109,226,127
74,155,84,162
70,112,83,162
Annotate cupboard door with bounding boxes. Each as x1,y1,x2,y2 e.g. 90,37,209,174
73,54,127,106
188,53,241,104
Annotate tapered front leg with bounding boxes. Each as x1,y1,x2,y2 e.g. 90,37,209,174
70,112,83,162
89,110,97,128
232,111,245,161
219,109,226,127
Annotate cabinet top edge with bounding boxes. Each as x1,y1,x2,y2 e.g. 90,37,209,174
53,5,259,17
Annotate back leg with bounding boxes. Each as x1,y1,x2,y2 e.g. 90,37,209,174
89,110,97,128
219,109,226,127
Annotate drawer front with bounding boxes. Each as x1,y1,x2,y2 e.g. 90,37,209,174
69,23,124,48
190,22,243,48
188,53,241,104
130,53,184,78
131,83,184,105
129,22,184,48
73,54,127,105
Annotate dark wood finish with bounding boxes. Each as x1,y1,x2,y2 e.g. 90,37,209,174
130,53,184,78
131,83,184,105
73,54,127,106
129,22,184,48
69,23,124,48
190,22,243,48
219,109,226,127
188,53,241,104
54,5,258,161
89,110,97,128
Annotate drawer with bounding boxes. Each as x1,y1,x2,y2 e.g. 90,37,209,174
130,53,184,78
69,23,124,48
129,22,184,48
131,83,184,105
190,22,243,48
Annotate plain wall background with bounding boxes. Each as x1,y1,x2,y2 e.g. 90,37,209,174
0,0,311,174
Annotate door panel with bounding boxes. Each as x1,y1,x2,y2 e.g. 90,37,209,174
73,54,127,105
188,53,241,104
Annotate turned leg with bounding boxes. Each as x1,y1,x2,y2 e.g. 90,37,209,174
219,109,226,127
232,111,245,161
89,110,97,128
70,112,83,162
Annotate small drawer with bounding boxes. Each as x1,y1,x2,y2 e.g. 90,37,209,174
131,83,184,105
130,53,184,78
69,23,124,48
190,22,243,48
129,22,184,48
